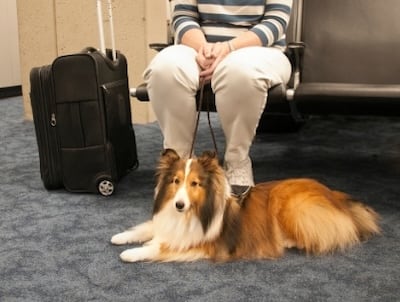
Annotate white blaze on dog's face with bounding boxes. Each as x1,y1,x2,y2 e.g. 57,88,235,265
172,159,198,212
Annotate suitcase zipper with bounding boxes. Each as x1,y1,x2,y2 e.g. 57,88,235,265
39,67,62,188
101,79,127,94
50,113,57,126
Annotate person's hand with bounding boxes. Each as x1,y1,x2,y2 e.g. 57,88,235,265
196,42,231,82
196,42,215,72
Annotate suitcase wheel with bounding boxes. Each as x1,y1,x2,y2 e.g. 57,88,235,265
97,178,115,196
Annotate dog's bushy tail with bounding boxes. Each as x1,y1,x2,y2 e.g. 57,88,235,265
347,198,381,241
286,189,380,255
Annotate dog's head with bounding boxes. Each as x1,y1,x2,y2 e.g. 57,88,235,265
153,149,230,233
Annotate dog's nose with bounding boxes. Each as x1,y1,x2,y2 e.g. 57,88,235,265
175,201,185,211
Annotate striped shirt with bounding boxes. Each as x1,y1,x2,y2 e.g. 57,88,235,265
172,0,292,50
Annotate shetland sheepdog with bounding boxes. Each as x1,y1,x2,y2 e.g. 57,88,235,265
111,149,380,262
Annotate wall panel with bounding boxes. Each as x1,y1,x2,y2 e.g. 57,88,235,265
17,0,167,123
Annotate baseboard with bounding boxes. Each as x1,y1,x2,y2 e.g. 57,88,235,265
0,85,22,99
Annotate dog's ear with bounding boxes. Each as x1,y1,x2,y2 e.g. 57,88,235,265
159,148,180,165
200,150,218,159
157,148,181,178
197,150,220,171
156,148,181,180
153,149,181,215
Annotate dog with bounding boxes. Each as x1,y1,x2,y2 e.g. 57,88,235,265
111,149,380,262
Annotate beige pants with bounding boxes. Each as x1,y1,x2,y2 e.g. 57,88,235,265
143,45,291,185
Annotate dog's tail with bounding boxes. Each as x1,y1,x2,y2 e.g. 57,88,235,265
347,198,381,241
286,190,380,255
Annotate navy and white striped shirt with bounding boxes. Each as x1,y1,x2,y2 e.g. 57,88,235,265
172,0,292,50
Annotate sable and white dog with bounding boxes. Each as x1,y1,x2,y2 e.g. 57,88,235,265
111,149,380,262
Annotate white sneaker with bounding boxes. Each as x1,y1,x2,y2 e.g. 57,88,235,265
224,157,255,187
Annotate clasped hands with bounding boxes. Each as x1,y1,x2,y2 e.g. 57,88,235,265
196,41,231,82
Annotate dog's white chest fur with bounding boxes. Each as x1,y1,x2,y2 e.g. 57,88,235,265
152,200,206,251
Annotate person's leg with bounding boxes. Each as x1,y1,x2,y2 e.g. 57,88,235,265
212,47,291,188
143,45,200,159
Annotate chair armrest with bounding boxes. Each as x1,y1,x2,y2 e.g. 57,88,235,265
149,43,171,52
130,83,149,101
286,42,305,92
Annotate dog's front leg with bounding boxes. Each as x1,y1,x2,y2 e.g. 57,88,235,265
119,241,161,263
111,220,154,245
119,242,210,263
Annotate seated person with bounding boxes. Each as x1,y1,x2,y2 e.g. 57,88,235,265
143,0,293,198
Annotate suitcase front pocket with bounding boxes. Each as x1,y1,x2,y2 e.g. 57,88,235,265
61,145,112,193
56,100,104,148
102,79,137,177
102,79,130,132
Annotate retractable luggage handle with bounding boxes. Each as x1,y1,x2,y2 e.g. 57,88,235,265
96,0,117,61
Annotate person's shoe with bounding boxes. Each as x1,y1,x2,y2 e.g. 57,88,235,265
224,157,255,186
231,185,252,204
224,157,254,204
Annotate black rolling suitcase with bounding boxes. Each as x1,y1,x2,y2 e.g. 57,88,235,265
29,0,138,196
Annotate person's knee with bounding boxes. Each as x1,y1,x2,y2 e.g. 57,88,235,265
216,56,253,83
145,45,198,86
213,54,270,94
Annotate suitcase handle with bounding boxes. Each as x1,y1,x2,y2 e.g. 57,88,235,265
96,0,117,61
80,47,123,69
83,46,98,53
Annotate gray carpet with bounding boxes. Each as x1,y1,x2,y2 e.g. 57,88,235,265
1,96,399,302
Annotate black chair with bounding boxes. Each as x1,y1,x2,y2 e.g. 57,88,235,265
131,0,400,133
292,0,400,116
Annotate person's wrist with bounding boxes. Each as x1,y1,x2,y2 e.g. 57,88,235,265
227,40,235,52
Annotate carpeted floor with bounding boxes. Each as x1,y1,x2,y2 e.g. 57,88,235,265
1,96,399,302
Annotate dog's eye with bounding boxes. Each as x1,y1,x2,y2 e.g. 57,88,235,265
172,177,180,185
190,181,199,187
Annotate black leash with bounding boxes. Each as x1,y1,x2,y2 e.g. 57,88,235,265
189,78,218,158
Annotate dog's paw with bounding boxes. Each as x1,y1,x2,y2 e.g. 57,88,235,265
119,248,145,263
111,231,134,245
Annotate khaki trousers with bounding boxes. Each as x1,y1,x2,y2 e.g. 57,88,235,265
143,45,291,184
